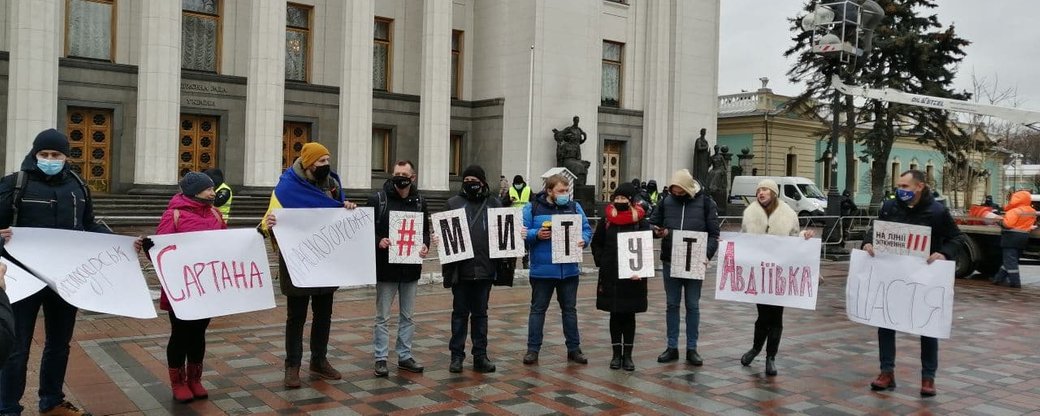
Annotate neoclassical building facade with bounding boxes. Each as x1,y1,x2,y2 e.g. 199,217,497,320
1,0,720,198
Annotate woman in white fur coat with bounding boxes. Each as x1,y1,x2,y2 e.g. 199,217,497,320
737,179,814,376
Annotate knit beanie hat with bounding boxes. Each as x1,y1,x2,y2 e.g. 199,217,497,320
757,179,780,196
612,182,640,200
180,171,215,197
31,129,71,156
461,165,487,184
299,142,330,168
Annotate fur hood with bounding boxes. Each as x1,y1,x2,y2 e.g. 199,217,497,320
741,199,801,236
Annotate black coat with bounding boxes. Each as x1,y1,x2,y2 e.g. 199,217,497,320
591,218,650,314
648,192,720,262
441,192,501,282
0,154,109,233
863,191,963,260
367,181,431,282
0,288,14,366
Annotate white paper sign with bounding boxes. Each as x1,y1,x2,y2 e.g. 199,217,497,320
551,214,583,264
846,250,955,339
148,229,276,320
617,231,655,279
0,259,47,303
488,207,525,259
388,211,425,264
872,220,932,259
670,230,709,279
432,208,474,264
5,227,156,319
714,232,821,310
272,208,377,288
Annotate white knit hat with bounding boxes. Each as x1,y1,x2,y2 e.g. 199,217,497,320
757,179,779,196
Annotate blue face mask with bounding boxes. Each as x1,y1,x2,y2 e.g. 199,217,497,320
896,189,916,202
36,158,64,176
555,195,570,206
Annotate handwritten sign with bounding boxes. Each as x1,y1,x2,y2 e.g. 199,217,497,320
551,215,583,263
670,230,708,279
617,231,654,279
872,220,931,259
272,208,377,288
0,259,47,303
846,250,954,339
432,208,474,264
5,227,156,319
148,229,276,320
388,211,425,264
489,207,525,259
714,232,821,310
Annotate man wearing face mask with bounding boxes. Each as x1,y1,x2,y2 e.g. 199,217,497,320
521,175,593,366
862,170,962,398
367,160,431,377
0,128,125,416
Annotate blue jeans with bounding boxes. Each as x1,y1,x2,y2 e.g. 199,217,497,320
663,264,702,350
993,247,1022,285
449,281,493,359
0,288,78,414
526,276,581,352
373,281,418,361
878,328,938,379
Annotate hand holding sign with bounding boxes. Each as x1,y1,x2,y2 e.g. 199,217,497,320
846,250,954,338
872,221,931,259
551,215,583,263
272,208,377,288
670,230,708,279
388,211,425,264
432,209,474,264
488,207,525,258
617,231,654,279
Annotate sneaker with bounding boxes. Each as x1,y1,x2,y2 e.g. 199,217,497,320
449,356,464,373
567,349,588,364
40,401,92,416
397,357,424,373
309,359,342,380
522,350,539,365
374,360,389,377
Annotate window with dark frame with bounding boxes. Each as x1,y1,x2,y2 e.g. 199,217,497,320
285,3,311,82
182,0,221,72
786,154,797,176
372,128,391,173
602,40,623,107
374,18,393,91
451,30,463,99
450,134,463,176
66,0,115,61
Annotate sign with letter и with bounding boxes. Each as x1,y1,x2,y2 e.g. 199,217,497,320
488,207,525,259
670,230,708,279
148,228,276,320
872,220,931,259
388,211,425,264
432,208,474,264
714,232,821,310
551,214,583,263
846,250,954,339
272,208,377,288
617,231,654,279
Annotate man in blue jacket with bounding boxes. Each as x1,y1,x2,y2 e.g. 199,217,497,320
522,175,593,365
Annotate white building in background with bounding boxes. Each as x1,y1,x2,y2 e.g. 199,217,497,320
1,0,720,199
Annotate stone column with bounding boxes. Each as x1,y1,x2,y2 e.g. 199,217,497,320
133,0,181,184
338,0,374,189
642,0,674,183
417,0,452,191
4,0,60,172
243,0,287,187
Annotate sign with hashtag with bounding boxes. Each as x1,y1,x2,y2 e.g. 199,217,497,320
551,214,584,264
617,231,655,279
271,207,377,287
488,207,525,259
432,208,474,264
0,259,47,303
669,230,708,279
388,211,424,264
872,221,931,259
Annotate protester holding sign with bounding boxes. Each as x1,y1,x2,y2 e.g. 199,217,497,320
737,179,814,377
649,169,719,366
261,142,357,388
862,170,962,397
0,263,14,368
440,165,502,374
521,174,593,366
152,172,227,403
991,190,1035,288
367,160,431,377
0,129,140,416
590,183,651,371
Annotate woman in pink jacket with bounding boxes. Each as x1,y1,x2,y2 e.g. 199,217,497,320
154,172,226,403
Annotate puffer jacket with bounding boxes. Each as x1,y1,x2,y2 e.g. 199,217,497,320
999,191,1034,249
441,191,502,282
863,190,962,259
0,153,109,233
155,193,228,311
649,179,720,262
523,192,593,279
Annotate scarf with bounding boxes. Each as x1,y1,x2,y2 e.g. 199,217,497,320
605,204,645,227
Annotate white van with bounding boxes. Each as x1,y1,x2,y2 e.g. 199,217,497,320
729,176,828,215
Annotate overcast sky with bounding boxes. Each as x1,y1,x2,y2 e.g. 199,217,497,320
719,1,1040,110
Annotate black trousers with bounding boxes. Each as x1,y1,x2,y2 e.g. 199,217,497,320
753,304,784,357
285,293,334,367
167,311,211,368
449,281,492,359
609,313,636,345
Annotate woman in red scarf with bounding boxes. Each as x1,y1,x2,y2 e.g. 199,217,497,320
591,183,650,371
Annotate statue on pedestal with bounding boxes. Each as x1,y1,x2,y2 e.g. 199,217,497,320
553,115,591,185
706,145,732,211
693,128,710,186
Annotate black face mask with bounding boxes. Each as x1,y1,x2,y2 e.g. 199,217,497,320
192,196,216,206
463,182,483,198
391,176,412,189
613,202,631,212
312,165,331,182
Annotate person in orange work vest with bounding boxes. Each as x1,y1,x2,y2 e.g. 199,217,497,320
992,190,1036,288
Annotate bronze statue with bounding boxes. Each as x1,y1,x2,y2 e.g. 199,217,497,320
706,145,730,193
693,128,710,185
553,115,591,185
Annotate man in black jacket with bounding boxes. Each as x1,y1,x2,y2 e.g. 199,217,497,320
0,129,114,416
440,165,501,374
0,262,15,368
862,169,962,398
368,160,431,377
649,169,720,366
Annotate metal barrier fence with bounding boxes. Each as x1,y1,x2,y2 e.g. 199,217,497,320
718,215,882,257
